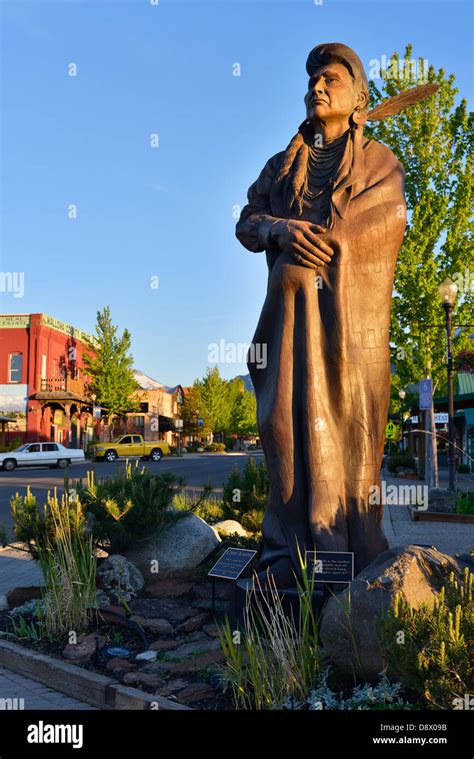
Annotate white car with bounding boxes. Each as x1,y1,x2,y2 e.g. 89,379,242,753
0,442,85,471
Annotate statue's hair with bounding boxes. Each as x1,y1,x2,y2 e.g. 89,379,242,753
275,120,314,216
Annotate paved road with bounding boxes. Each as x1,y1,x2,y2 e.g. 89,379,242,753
0,453,264,538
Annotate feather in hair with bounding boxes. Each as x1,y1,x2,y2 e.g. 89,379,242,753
367,83,439,122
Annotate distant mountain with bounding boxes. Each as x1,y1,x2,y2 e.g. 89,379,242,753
236,373,254,394
133,369,171,392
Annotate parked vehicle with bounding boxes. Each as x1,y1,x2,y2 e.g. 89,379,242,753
92,435,169,463
0,442,85,472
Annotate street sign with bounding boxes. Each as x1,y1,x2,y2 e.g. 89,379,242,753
208,548,257,580
385,420,400,440
411,413,448,425
197,417,203,427
306,551,354,584
419,379,433,410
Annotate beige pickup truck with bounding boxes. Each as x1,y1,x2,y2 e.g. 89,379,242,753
93,435,169,463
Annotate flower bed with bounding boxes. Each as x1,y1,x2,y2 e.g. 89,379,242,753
0,574,234,710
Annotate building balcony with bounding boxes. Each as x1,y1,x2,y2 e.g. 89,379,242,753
36,376,90,402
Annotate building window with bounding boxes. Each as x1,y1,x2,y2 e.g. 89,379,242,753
9,353,22,383
135,415,145,429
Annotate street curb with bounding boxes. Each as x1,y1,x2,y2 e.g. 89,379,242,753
0,639,191,711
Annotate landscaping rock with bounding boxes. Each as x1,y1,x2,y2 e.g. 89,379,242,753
135,650,158,662
144,646,225,675
145,579,193,598
96,554,145,602
428,488,457,513
319,545,462,680
202,623,220,638
122,671,166,689
167,648,226,673
62,633,106,664
148,639,180,653
130,598,195,624
124,513,221,579
213,520,249,537
98,604,128,625
202,622,219,638
131,615,175,636
171,638,222,658
156,678,189,696
194,583,230,600
105,658,136,674
6,586,42,610
178,682,216,704
176,612,211,634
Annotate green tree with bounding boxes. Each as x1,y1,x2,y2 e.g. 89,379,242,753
83,307,141,439
228,378,258,437
180,383,211,439
198,367,230,439
366,45,473,482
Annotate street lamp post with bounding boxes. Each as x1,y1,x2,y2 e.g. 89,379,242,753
438,277,458,492
399,389,406,453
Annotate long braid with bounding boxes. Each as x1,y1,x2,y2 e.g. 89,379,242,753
275,120,313,216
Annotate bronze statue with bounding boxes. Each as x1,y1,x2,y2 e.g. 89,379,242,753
236,43,437,586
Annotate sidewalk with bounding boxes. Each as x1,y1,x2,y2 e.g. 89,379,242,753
0,667,98,710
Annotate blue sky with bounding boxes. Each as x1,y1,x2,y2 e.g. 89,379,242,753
1,0,472,386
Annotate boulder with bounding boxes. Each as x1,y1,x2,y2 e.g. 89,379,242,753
6,586,42,610
124,514,221,579
319,545,462,680
428,488,457,513
0,595,8,612
96,555,144,602
214,520,249,537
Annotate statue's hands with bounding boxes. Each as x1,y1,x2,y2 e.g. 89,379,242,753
270,219,335,269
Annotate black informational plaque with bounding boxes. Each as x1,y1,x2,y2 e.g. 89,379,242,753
306,551,354,584
208,548,257,580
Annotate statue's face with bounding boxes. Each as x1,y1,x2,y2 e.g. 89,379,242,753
304,62,361,125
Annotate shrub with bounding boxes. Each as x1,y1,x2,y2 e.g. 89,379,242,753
222,457,269,519
75,461,184,554
0,436,22,453
173,489,226,523
241,509,265,532
381,567,474,709
386,454,417,474
205,442,226,453
455,492,474,515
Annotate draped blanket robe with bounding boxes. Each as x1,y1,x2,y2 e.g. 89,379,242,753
236,129,406,586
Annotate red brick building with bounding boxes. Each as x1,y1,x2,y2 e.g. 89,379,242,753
0,313,98,447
